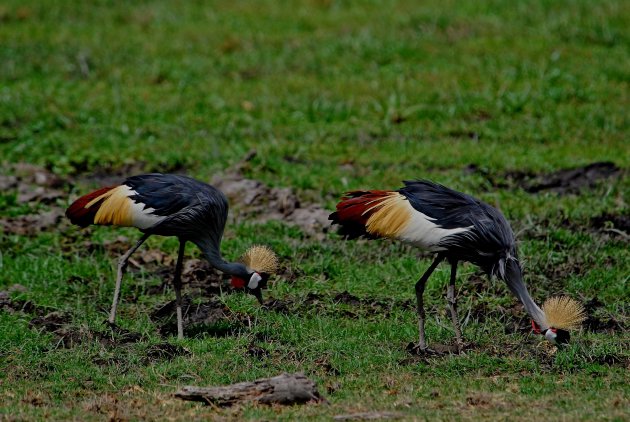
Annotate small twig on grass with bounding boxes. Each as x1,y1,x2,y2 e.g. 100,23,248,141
602,228,629,240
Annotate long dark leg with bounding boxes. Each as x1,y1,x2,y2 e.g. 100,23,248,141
173,240,186,340
447,260,464,349
415,254,444,350
109,233,150,325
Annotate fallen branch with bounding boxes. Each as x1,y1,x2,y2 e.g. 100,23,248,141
174,372,325,406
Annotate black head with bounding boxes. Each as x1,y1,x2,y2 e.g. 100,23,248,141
532,320,571,345
545,327,571,345
247,272,270,304
231,272,270,304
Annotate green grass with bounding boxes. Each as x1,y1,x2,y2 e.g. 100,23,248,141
1,0,629,420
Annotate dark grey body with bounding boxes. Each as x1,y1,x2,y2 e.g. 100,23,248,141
124,174,249,279
87,174,258,339
399,180,518,279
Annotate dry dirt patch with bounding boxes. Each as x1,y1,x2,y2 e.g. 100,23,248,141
211,172,331,237
471,161,623,195
27,311,144,348
0,163,69,235
1,208,66,236
151,296,251,338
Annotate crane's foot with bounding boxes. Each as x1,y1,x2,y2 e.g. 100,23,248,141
103,320,119,330
454,340,475,354
406,342,439,356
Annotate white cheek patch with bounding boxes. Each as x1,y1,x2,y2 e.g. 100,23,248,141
248,273,262,289
545,330,558,344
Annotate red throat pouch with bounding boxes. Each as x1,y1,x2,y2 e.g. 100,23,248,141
231,276,246,289
531,320,541,334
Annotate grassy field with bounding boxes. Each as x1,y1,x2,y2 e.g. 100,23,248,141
1,0,629,420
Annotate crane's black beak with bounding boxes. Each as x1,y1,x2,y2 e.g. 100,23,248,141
251,287,264,305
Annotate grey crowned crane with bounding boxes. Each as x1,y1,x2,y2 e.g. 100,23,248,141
329,180,585,351
66,173,279,340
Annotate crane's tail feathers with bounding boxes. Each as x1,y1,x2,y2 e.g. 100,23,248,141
542,296,587,330
329,190,411,239
66,185,133,227
240,245,279,274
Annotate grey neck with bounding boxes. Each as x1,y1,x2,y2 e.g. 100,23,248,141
502,258,548,330
193,238,251,279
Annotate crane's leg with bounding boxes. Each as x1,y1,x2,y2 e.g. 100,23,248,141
447,260,464,350
109,233,150,325
415,254,444,351
173,240,186,340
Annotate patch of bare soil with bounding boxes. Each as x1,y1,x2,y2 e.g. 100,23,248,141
151,296,250,338
524,162,621,194
153,258,228,296
139,257,244,302
0,208,66,236
71,162,148,187
27,311,145,348
211,151,331,237
70,160,188,187
472,161,622,195
0,162,66,201
15,300,144,349
1,291,54,316
28,313,107,349
29,311,72,332
0,163,70,236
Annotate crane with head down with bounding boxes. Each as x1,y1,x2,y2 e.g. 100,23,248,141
330,179,585,351
66,173,279,340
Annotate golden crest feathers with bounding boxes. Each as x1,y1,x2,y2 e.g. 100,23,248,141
240,245,279,274
542,296,586,330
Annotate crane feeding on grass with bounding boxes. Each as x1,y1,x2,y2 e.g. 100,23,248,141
66,173,279,340
329,179,585,352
